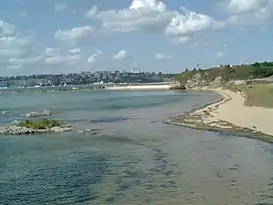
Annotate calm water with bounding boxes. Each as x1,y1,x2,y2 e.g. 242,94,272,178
1,90,273,205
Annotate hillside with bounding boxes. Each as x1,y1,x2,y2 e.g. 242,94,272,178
174,62,273,88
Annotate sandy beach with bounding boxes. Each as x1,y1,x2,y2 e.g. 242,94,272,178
170,88,273,141
206,89,273,136
105,84,170,90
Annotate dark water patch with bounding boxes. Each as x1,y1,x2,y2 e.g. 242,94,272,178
150,120,161,124
229,167,240,171
160,180,178,188
105,196,115,203
262,144,273,155
0,116,12,125
93,135,136,144
152,147,169,173
65,118,90,123
89,116,128,124
105,101,173,110
218,131,237,139
1,152,110,205
93,95,182,110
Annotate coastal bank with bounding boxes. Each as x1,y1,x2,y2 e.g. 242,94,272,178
166,87,273,143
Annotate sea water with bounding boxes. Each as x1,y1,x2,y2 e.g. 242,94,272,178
1,90,272,204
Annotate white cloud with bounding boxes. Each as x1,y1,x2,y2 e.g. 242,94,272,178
224,0,273,27
129,0,166,11
113,50,128,60
44,56,66,65
8,56,42,66
55,26,95,42
0,21,43,75
0,22,34,59
90,0,173,32
86,0,228,45
69,48,81,53
54,3,68,12
166,8,224,39
87,55,97,64
87,50,103,64
43,47,81,65
0,20,16,37
226,0,267,14
172,36,192,44
85,6,98,18
155,53,172,60
0,20,90,75
216,52,224,58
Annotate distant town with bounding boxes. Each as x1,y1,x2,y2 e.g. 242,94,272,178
0,70,174,88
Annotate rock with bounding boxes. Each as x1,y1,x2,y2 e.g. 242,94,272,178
1,111,10,116
77,128,100,135
11,120,21,125
0,125,33,135
252,125,258,129
22,109,52,118
51,126,72,133
0,121,72,135
208,76,222,88
170,81,186,90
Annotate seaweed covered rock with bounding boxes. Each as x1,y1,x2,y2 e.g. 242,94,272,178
0,119,72,135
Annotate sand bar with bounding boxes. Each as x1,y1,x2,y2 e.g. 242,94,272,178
187,88,273,137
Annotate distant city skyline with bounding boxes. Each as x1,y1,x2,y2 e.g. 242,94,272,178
0,70,173,88
1,0,273,76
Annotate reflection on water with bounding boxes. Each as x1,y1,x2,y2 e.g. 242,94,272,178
1,90,273,204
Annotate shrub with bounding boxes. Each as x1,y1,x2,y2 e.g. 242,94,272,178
17,119,60,129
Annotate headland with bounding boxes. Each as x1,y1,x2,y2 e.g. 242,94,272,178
167,61,273,143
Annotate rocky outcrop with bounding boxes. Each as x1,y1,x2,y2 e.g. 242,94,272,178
78,128,101,135
175,74,223,89
0,121,72,135
208,76,222,88
185,73,205,88
1,111,10,116
21,109,52,118
169,81,186,90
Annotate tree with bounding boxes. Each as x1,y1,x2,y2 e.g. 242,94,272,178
252,62,261,67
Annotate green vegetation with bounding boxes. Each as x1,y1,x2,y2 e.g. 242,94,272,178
243,84,273,108
17,119,61,130
174,61,273,84
227,84,273,108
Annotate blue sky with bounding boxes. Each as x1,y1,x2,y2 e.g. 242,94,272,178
0,0,273,76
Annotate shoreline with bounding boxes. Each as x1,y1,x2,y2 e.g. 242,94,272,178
105,84,170,90
166,88,273,143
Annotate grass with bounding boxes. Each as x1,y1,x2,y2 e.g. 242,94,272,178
223,84,273,108
240,84,273,108
174,62,273,86
17,119,61,130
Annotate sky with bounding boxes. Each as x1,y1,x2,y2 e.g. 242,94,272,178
0,0,273,76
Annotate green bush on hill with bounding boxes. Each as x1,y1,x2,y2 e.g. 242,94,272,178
174,61,273,84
